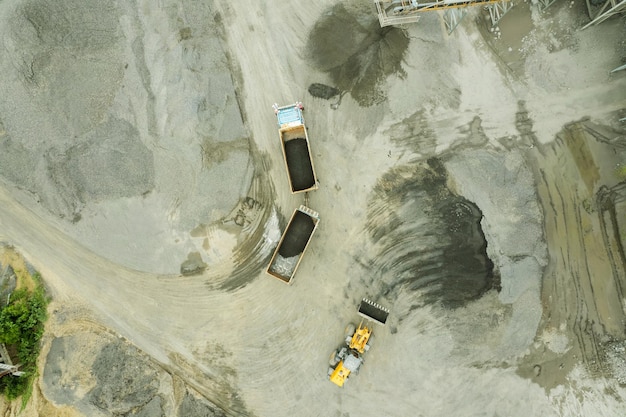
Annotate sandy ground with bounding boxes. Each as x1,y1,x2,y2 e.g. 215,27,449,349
0,0,625,416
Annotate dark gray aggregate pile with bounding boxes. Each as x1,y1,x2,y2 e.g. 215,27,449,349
278,211,315,258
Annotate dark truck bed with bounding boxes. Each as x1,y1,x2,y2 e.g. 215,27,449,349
284,137,315,192
267,206,320,284
280,125,318,193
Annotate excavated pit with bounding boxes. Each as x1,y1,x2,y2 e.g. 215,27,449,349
360,158,497,309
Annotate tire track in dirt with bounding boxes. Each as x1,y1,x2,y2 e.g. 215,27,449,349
0,177,269,415
521,120,626,389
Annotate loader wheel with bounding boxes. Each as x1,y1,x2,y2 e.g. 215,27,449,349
329,350,339,367
366,333,374,349
344,323,356,337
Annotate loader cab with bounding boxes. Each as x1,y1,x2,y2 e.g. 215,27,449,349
329,348,363,387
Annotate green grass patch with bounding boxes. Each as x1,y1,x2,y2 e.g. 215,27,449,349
616,164,626,180
0,272,48,404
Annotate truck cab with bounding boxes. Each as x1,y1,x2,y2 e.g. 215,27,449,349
273,102,318,194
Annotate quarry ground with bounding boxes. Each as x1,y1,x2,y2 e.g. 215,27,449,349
0,0,625,416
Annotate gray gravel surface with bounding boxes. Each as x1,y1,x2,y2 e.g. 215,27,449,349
0,0,252,273
41,330,229,417
1,0,625,417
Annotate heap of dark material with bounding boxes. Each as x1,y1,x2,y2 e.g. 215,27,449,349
308,83,340,100
284,138,315,191
365,158,496,310
278,211,316,258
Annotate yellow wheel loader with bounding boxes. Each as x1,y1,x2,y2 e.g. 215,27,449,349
328,299,390,387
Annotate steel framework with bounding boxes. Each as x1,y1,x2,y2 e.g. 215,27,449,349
443,8,468,33
536,0,559,12
582,0,626,29
0,363,24,378
0,344,23,378
612,63,626,73
375,0,514,29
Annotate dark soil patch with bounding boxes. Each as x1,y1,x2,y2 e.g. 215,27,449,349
362,158,496,309
308,83,340,100
305,4,409,106
181,252,208,276
89,342,160,415
178,390,226,417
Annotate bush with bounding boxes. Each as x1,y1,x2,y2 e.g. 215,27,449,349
0,274,48,402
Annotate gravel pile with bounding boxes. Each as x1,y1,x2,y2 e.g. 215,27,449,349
0,0,253,273
277,211,315,258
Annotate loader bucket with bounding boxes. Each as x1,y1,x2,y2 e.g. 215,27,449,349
358,298,389,326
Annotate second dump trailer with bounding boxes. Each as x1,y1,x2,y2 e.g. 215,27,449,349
266,205,320,284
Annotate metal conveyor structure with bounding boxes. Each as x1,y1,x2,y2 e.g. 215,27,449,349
375,0,514,33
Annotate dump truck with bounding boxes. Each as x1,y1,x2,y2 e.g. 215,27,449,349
266,205,320,284
328,299,390,387
273,102,318,194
